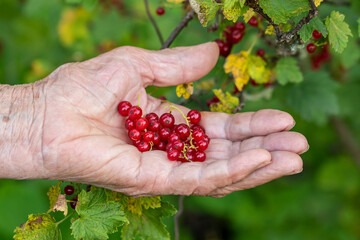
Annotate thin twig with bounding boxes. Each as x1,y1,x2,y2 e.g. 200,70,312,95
280,0,318,43
174,195,185,240
161,10,195,49
246,0,282,41
330,116,360,169
144,0,164,46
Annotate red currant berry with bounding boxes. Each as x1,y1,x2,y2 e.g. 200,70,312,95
166,142,174,152
312,30,322,39
160,113,175,128
148,120,160,132
192,129,205,142
128,106,142,121
195,151,206,162
118,101,132,116
230,30,243,44
155,141,166,150
307,43,316,54
195,139,209,151
248,16,258,27
175,124,191,140
250,78,259,86
159,127,171,141
153,132,160,145
186,151,195,161
215,39,232,57
70,196,78,209
187,148,196,155
133,139,141,146
167,149,180,161
191,124,206,134
234,21,246,32
169,132,181,143
145,113,159,122
128,129,141,141
158,96,167,100
64,185,75,195
156,7,165,16
135,117,148,131
125,118,135,131
256,49,265,57
172,140,185,151
143,131,155,142
137,141,151,152
187,110,201,125
203,135,210,144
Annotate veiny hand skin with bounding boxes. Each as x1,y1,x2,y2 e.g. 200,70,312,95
0,42,308,197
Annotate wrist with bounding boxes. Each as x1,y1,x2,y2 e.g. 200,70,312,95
0,81,47,179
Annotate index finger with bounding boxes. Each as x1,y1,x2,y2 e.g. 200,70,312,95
201,109,295,141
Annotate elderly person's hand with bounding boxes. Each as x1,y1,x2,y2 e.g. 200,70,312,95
0,42,307,197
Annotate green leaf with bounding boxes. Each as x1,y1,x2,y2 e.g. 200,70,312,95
358,18,360,37
239,0,246,7
189,0,219,27
121,202,177,240
325,11,352,53
339,37,360,69
259,0,310,24
83,0,98,11
275,57,303,85
298,17,328,42
14,213,62,240
286,71,339,124
65,0,82,3
224,0,237,9
71,188,127,240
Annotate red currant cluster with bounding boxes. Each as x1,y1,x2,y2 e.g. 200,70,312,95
118,101,210,162
215,16,262,57
215,21,246,57
311,43,331,69
306,30,323,54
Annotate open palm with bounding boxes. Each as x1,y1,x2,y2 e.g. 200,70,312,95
40,43,307,197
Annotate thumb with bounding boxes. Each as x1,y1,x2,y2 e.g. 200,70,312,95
143,42,219,87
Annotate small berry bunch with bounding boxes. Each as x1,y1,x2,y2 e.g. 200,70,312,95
215,21,246,57
306,30,323,54
118,101,210,162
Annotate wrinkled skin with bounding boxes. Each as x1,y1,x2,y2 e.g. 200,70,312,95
34,42,307,197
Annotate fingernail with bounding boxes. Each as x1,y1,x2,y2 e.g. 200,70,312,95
286,120,296,130
292,168,303,174
299,145,310,154
256,161,271,170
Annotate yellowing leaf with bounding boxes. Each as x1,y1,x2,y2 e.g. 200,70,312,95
58,7,91,46
14,214,61,240
224,51,250,90
243,8,255,23
47,181,62,212
315,0,323,7
265,25,275,35
127,196,161,216
210,89,239,113
53,194,68,216
176,83,194,99
255,68,274,84
248,55,267,83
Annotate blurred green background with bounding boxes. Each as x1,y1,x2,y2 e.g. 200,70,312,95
1,0,360,239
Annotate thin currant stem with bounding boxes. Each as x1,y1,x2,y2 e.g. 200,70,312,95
161,10,195,49
144,0,164,46
163,103,190,126
56,211,75,226
174,195,185,240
